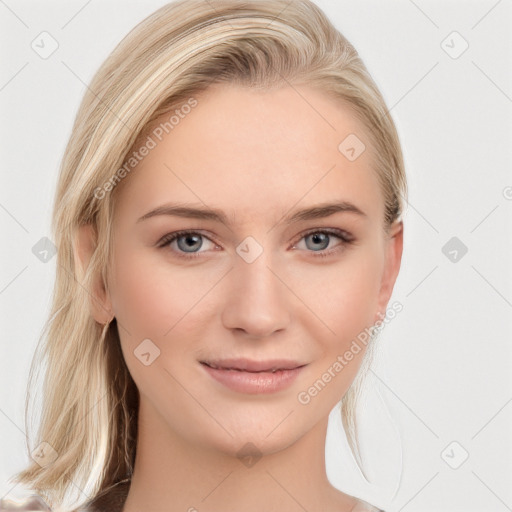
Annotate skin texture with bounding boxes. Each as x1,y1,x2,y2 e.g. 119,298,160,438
78,83,403,512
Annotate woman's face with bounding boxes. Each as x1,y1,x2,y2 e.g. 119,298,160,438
101,83,402,457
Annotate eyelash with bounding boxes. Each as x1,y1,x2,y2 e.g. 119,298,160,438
157,228,355,261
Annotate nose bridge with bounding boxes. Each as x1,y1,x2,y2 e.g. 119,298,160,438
221,235,290,336
236,241,277,293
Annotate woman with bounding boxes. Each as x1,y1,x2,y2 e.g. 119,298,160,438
6,1,406,510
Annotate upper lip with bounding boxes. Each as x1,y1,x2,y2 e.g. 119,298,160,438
200,358,306,372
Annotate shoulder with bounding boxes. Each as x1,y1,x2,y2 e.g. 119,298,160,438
74,480,130,512
350,497,385,512
0,481,130,512
0,495,51,511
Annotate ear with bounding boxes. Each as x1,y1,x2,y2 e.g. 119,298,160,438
374,220,403,323
75,224,114,325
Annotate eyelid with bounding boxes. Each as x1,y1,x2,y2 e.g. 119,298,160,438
157,227,355,259
290,228,354,258
156,229,220,251
292,227,355,245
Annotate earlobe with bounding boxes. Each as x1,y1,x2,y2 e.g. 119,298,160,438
75,224,114,325
375,221,404,322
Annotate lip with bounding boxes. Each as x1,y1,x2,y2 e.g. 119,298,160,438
202,358,305,372
200,358,307,394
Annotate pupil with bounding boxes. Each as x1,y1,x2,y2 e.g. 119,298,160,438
179,234,202,252
309,233,328,250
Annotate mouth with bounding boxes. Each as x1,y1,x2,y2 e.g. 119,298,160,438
199,358,307,394
200,358,306,372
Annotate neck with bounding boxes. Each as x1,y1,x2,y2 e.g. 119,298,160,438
121,397,357,512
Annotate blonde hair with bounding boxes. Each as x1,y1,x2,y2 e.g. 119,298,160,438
12,1,407,510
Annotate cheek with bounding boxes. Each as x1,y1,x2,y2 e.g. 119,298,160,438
109,231,384,346
109,246,222,345
109,256,169,336
298,254,383,406
305,249,384,343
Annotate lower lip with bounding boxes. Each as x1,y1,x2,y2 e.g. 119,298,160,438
201,363,305,394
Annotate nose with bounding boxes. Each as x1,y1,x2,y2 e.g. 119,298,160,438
221,246,291,339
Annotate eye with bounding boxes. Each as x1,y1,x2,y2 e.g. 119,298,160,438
292,228,354,258
157,228,355,261
157,230,218,260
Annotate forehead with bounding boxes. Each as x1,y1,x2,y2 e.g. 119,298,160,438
115,83,384,227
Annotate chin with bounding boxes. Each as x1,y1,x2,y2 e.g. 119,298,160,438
207,427,303,461
185,401,315,460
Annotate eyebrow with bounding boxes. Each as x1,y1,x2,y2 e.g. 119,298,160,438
136,201,366,225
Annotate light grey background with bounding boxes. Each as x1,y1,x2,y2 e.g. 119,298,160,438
1,1,511,511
